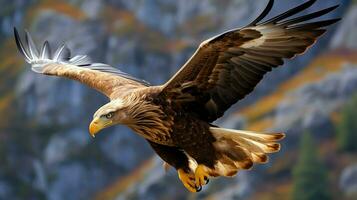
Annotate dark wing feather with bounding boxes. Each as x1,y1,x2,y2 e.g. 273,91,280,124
14,28,150,99
160,0,340,122
248,0,274,26
260,0,317,25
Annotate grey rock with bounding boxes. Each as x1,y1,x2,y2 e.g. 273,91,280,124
44,129,89,166
32,159,48,192
114,157,168,200
204,172,253,200
0,181,13,200
47,163,106,200
274,65,357,134
135,0,215,35
99,127,151,171
340,163,357,197
79,0,103,19
330,5,357,49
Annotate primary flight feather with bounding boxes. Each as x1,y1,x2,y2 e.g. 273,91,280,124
14,0,340,192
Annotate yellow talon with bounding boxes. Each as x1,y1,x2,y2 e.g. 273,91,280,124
195,165,210,188
178,169,197,192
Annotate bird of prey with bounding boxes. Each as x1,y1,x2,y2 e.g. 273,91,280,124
14,0,340,192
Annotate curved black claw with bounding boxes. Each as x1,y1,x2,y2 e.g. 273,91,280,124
204,176,210,184
196,185,202,192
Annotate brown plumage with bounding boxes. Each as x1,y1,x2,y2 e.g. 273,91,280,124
14,0,340,192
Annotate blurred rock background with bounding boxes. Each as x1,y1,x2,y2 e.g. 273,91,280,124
0,0,356,199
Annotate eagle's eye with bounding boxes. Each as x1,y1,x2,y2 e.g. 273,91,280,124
103,112,114,119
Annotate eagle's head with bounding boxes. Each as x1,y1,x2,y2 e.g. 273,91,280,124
89,99,129,137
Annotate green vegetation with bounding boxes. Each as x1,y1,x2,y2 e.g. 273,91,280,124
336,94,357,152
292,132,331,200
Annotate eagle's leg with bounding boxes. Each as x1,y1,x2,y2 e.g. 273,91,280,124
147,140,199,192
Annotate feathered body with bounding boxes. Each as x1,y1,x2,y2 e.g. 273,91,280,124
14,0,340,192
112,85,284,178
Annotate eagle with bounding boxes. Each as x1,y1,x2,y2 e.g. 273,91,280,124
14,0,340,192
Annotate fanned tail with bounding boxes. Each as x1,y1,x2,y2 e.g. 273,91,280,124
208,127,285,177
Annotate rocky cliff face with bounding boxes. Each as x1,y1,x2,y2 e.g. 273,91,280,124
0,0,354,200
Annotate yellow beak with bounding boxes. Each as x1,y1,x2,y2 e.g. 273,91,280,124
89,117,110,138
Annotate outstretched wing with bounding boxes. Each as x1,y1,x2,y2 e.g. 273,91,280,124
160,0,340,122
14,28,150,99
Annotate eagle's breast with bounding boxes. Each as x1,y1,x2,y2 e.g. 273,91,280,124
125,87,175,146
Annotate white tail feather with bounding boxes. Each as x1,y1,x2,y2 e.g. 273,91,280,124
212,127,285,143
205,127,285,177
